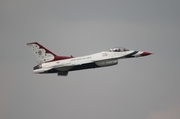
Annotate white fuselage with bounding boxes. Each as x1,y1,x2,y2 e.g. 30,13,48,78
38,50,138,73
27,42,152,76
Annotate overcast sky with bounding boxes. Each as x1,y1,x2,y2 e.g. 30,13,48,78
0,0,180,119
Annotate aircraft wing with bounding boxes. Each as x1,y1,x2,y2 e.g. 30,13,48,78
33,67,53,74
51,60,95,70
71,60,95,66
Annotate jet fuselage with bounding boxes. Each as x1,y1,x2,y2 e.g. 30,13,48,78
27,42,152,76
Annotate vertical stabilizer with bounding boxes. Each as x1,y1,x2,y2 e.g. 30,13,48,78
27,42,57,64
27,42,74,64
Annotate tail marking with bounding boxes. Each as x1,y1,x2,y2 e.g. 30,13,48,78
27,42,73,64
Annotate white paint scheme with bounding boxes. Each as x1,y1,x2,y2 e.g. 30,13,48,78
27,42,152,76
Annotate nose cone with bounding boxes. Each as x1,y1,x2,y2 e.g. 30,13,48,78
140,52,152,56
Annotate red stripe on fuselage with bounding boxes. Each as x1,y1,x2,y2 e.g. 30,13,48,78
50,55,73,62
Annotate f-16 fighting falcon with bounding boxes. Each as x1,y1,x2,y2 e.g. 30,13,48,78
27,42,152,76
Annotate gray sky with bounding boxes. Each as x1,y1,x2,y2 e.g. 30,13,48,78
0,0,180,119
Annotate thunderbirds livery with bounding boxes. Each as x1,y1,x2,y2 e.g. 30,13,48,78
27,42,152,76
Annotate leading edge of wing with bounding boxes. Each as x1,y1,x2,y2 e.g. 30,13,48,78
33,67,53,74
53,60,95,68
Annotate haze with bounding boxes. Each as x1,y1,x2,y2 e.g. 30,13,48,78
0,0,180,119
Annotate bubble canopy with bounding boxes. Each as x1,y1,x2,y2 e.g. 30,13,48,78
109,47,129,52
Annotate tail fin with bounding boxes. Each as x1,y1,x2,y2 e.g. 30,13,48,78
27,42,73,64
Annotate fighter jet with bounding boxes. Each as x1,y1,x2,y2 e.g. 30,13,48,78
27,42,152,76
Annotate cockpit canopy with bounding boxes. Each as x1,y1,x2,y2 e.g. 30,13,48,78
109,47,129,52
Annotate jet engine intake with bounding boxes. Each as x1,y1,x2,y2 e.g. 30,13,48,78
95,59,118,67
